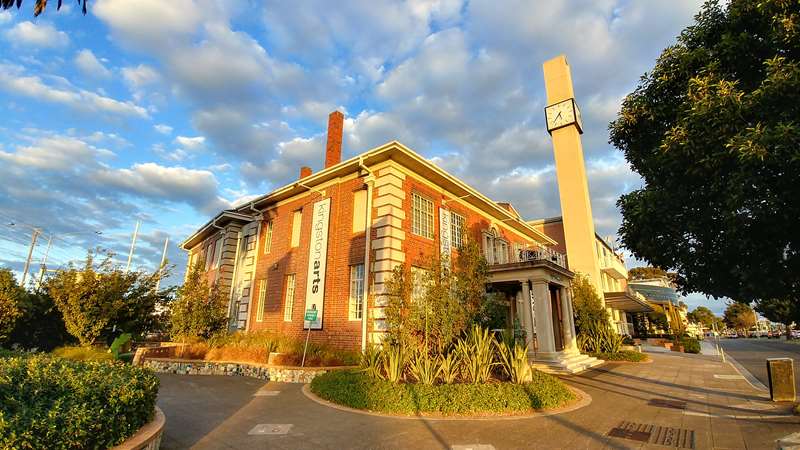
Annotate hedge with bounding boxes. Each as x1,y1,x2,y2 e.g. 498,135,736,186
677,337,701,354
310,369,575,415
589,351,649,362
0,354,159,449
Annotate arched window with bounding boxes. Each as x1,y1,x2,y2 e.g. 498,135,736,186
482,228,508,264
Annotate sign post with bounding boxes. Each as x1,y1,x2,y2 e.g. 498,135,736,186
301,309,318,367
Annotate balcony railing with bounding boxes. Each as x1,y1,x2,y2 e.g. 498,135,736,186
486,247,567,269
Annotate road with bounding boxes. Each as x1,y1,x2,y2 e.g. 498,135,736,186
718,337,800,394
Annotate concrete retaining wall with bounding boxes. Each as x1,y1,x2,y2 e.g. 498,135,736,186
143,358,354,383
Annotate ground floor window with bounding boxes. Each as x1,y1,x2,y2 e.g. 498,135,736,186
255,279,267,322
283,274,296,321
349,264,365,320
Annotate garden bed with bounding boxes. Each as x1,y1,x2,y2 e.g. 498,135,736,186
308,369,577,416
0,354,159,449
588,351,650,362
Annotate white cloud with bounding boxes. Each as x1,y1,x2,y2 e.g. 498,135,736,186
0,63,148,119
74,49,112,79
0,11,11,24
3,21,69,49
154,124,173,135
121,64,161,88
0,136,112,171
174,135,206,151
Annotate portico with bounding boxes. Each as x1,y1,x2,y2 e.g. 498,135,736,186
488,248,602,374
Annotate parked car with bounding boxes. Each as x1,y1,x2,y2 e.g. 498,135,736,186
791,329,800,339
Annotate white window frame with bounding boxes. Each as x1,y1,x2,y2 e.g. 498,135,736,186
348,264,365,320
290,210,302,248
450,212,465,249
411,192,434,239
263,220,273,254
211,237,223,269
283,274,296,322
255,279,267,322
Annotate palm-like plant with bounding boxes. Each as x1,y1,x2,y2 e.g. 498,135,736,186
455,324,496,384
496,340,532,384
407,348,442,385
1,0,88,17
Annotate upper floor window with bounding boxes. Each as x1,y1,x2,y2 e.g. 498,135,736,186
483,228,508,264
352,189,367,233
411,192,434,239
263,220,273,254
211,237,223,270
290,210,302,248
450,212,465,249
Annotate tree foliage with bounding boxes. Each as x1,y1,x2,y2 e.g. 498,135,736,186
754,298,800,336
170,259,229,341
570,274,608,333
0,0,88,17
687,306,717,328
384,239,493,354
647,304,670,334
610,0,800,303
46,253,171,346
723,302,756,333
0,269,23,344
628,267,667,281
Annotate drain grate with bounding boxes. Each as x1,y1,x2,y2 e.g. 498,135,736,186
608,421,695,449
649,399,687,410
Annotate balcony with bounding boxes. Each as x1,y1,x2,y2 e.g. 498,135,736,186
487,246,568,270
600,253,627,279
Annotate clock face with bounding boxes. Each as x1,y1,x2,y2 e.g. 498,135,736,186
544,98,582,134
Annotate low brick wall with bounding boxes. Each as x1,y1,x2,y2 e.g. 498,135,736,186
143,358,354,383
111,407,165,450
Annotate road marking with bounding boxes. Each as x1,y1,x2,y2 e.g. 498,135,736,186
254,390,280,397
684,411,795,420
248,424,292,435
451,445,496,450
713,374,745,380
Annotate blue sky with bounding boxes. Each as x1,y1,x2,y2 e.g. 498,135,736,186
0,0,728,313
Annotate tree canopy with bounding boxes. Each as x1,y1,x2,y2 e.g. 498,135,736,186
0,269,23,344
1,0,88,17
723,302,756,333
754,297,800,334
170,259,229,341
610,0,800,304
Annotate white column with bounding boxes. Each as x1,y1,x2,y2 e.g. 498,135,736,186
519,282,534,348
560,286,579,353
531,280,556,357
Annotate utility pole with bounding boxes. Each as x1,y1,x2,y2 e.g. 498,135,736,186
154,237,169,291
36,234,53,289
21,228,41,287
125,220,140,272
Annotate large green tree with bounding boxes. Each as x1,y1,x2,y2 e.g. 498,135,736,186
687,306,716,329
46,253,171,346
754,298,800,338
610,0,800,304
0,269,23,344
723,302,757,334
170,260,229,341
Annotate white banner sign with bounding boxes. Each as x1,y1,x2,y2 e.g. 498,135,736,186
439,208,451,266
304,197,331,329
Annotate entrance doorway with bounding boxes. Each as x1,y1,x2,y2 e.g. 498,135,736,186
549,284,565,351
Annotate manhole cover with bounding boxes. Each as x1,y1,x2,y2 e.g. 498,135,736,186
254,390,280,397
248,424,292,435
609,421,694,449
649,399,687,410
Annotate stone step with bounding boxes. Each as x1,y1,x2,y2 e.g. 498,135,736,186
530,353,603,375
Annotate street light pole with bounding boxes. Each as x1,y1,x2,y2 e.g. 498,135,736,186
21,228,41,287
125,220,140,272
154,237,169,291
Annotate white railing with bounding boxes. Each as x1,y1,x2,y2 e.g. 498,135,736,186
511,247,567,269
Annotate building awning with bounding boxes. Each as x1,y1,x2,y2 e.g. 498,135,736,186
604,290,654,313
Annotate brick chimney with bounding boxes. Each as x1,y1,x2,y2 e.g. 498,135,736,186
325,110,344,168
300,166,312,179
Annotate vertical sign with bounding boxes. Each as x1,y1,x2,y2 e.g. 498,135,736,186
304,197,331,329
439,208,452,266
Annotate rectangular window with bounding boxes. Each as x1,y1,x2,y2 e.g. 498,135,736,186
290,210,302,248
411,267,430,302
283,274,296,321
352,189,367,233
189,252,198,269
211,237,223,269
450,212,465,249
255,279,267,322
204,243,214,271
348,264,365,320
263,220,273,254
411,192,434,239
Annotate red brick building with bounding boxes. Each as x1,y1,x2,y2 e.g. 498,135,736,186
181,111,599,372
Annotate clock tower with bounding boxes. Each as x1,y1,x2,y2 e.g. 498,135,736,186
543,55,604,298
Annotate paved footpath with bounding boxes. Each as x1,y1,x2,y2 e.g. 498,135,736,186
157,350,799,450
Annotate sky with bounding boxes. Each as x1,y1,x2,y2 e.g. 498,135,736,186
0,0,728,313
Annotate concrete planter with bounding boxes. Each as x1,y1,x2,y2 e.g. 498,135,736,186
111,407,165,450
143,358,355,383
267,352,285,365
671,345,684,353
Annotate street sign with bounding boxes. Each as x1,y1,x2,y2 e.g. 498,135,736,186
304,309,318,322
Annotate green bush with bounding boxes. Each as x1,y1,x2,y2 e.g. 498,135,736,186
310,369,574,415
589,351,648,362
0,354,159,449
578,321,623,353
52,345,113,361
676,336,701,354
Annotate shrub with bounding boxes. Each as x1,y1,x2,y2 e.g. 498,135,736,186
438,351,459,384
52,345,114,361
589,351,648,362
170,259,228,341
0,354,159,449
360,345,383,379
456,324,496,384
0,269,22,345
496,340,532,383
8,288,73,352
578,321,623,353
310,369,574,415
381,343,406,383
407,348,442,385
570,274,609,333
676,336,701,354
